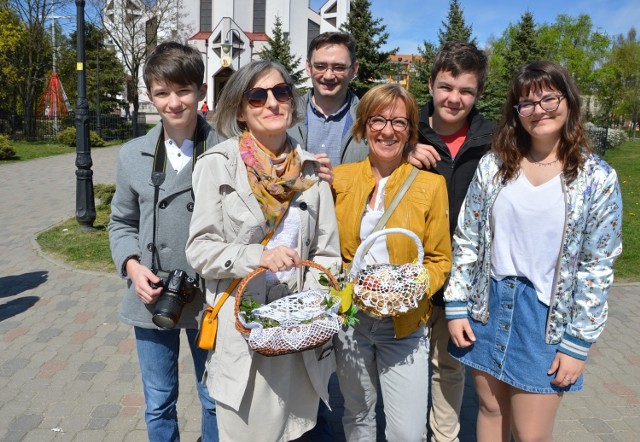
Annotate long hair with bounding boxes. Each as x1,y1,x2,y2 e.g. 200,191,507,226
493,61,590,183
213,60,301,139
352,83,419,148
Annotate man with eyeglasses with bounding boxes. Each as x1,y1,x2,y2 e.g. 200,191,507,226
288,32,366,168
289,32,438,174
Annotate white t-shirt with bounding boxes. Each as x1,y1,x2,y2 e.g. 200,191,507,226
265,207,302,285
359,177,391,265
491,172,564,305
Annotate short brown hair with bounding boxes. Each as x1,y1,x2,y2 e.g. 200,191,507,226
307,32,357,65
143,42,204,90
352,83,419,147
430,41,488,93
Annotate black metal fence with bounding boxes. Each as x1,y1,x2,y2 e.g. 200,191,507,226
587,126,609,156
0,111,147,142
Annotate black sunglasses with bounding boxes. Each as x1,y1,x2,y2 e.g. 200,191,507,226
243,83,293,107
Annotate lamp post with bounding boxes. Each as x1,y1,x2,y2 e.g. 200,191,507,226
221,28,242,71
75,0,96,229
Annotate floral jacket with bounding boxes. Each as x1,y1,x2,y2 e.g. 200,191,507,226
444,151,622,360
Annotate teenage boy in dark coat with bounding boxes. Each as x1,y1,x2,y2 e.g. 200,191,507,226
418,41,495,442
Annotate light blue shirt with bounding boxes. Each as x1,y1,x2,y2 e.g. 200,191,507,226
306,92,353,166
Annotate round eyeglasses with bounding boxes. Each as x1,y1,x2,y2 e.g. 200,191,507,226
243,83,293,107
514,95,565,117
367,116,409,131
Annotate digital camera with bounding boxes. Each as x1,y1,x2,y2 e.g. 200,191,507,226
151,270,198,329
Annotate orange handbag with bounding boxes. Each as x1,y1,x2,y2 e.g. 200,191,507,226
196,228,278,350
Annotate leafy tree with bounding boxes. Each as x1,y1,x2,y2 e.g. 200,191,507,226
592,61,623,126
91,0,193,135
538,14,610,99
438,0,477,46
0,2,26,115
7,0,54,137
340,0,397,96
258,16,305,87
58,23,127,114
610,29,640,134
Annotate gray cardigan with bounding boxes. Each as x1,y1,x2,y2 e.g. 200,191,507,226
287,90,368,165
108,119,221,329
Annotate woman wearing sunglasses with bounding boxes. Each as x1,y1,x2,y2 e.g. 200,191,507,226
186,60,341,441
332,83,451,441
445,61,622,441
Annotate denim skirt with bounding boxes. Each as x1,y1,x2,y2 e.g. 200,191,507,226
448,276,583,394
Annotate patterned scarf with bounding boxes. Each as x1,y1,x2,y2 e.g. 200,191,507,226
239,131,316,229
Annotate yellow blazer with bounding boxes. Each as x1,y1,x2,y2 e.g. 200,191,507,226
333,158,452,338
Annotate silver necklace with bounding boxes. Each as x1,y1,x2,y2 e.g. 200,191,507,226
529,155,559,167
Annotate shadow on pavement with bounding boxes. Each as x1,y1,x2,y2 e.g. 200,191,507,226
0,296,40,322
0,271,48,298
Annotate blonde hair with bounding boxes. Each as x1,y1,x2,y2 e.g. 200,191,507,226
352,83,419,147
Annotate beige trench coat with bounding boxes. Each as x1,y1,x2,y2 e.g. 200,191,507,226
186,137,341,440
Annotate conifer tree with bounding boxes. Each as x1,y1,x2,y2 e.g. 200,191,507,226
341,0,397,96
258,16,305,86
410,0,477,106
503,11,542,81
479,11,544,122
438,0,477,46
409,41,437,107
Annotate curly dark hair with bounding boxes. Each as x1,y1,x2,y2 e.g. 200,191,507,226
493,60,591,183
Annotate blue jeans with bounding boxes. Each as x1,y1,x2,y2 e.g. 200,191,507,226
135,327,218,442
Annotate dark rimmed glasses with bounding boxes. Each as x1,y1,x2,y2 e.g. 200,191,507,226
514,94,565,117
310,63,352,74
367,115,410,131
243,83,293,107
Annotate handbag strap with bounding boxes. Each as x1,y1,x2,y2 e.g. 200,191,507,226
345,166,420,276
207,222,281,316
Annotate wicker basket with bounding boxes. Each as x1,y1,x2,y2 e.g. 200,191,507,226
349,228,430,318
234,259,341,357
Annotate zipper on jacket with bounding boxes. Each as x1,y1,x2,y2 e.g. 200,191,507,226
480,181,504,324
448,133,492,171
544,175,569,342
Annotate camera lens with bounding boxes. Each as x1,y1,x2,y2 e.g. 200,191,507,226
152,293,185,329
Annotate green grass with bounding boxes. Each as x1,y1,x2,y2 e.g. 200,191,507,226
1,141,75,163
0,139,122,164
36,184,115,273
604,139,640,281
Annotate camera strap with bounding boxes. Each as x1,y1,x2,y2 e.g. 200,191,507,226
150,118,207,274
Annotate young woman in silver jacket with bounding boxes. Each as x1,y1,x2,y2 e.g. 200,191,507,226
444,61,622,441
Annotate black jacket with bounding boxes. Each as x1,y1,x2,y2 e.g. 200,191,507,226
418,101,495,304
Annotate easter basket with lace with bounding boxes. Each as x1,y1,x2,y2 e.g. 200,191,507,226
234,259,345,357
349,228,430,318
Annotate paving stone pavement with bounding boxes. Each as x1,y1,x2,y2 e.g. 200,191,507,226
1,147,639,441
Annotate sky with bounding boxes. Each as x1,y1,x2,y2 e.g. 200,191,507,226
310,0,640,54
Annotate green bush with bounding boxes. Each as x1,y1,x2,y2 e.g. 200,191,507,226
94,183,116,209
0,134,16,160
55,127,76,146
55,127,107,147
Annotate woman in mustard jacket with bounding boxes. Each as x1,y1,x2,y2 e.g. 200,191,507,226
332,83,451,441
